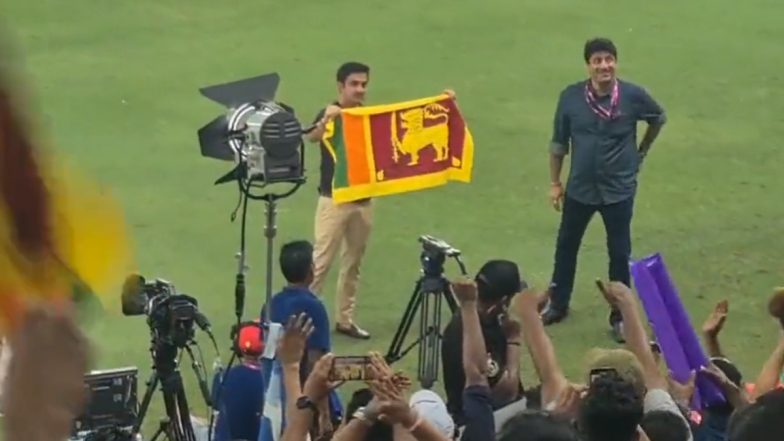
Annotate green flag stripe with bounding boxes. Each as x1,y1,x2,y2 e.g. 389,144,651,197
331,116,350,189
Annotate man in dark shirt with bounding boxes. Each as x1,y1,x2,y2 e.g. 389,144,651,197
304,61,373,340
442,260,525,425
541,38,667,342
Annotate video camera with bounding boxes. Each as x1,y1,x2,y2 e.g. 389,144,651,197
121,274,209,348
418,235,461,277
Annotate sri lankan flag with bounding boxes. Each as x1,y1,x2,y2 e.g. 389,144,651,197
0,55,133,330
323,94,474,203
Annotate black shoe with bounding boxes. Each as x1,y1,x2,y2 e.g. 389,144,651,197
541,304,569,326
611,321,626,344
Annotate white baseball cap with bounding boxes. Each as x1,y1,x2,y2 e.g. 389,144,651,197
409,390,455,439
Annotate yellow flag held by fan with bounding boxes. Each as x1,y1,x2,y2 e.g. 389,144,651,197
0,59,133,330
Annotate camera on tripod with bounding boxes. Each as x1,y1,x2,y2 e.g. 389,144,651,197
387,235,468,389
121,274,207,348
418,235,461,277
121,274,215,441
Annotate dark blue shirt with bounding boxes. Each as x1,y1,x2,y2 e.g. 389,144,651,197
550,79,666,205
461,385,495,441
266,286,331,355
211,363,265,441
694,411,731,441
262,286,341,420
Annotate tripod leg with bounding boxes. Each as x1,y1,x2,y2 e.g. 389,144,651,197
385,278,425,363
150,422,167,441
175,382,197,441
133,371,160,436
419,278,456,389
418,290,443,389
160,372,196,441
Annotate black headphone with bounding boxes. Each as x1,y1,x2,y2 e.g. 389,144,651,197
230,320,265,357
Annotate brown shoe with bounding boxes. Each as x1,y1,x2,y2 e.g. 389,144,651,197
335,323,371,340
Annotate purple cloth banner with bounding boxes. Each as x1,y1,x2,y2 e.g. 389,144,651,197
630,253,725,409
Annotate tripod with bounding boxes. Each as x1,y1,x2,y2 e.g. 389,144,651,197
133,340,212,441
386,246,468,389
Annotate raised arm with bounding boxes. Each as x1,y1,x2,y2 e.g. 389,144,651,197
512,289,569,405
277,314,316,441
601,282,666,390
701,300,729,358
305,105,341,143
452,277,495,441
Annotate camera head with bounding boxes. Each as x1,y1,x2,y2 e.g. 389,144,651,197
418,235,466,277
419,235,460,257
121,273,210,349
121,273,175,316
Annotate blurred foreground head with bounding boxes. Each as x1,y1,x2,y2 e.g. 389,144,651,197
0,30,132,329
728,389,784,441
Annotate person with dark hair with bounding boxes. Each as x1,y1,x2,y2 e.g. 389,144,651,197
727,388,784,441
338,388,393,441
693,300,746,441
262,240,339,434
441,260,526,425
579,370,644,441
498,411,581,441
305,61,374,340
542,37,667,342
641,410,692,441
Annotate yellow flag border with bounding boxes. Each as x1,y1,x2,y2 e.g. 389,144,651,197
332,126,474,203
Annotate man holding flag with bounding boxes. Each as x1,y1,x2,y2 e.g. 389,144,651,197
305,61,374,340
306,61,465,339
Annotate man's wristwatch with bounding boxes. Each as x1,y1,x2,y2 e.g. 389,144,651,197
296,395,318,412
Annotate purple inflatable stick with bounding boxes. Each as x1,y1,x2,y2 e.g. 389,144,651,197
631,253,725,409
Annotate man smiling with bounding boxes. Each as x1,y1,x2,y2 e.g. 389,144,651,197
541,38,667,342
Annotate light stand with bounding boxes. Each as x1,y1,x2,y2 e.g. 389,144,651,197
196,72,312,441
207,174,303,441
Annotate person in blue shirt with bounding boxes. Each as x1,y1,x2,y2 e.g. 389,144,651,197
211,321,266,441
262,240,340,436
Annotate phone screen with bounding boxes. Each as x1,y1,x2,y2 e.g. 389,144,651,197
329,356,374,382
589,367,618,383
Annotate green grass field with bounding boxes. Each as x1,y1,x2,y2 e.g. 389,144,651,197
4,0,784,437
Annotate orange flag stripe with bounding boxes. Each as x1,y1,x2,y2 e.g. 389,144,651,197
342,113,372,186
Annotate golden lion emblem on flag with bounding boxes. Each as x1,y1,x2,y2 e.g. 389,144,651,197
391,103,450,165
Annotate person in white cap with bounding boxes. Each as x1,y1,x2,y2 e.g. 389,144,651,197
408,390,456,440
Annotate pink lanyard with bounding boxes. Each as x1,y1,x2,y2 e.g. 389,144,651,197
584,80,620,120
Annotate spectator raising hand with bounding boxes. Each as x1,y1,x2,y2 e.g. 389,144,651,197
702,300,729,337
667,370,697,410
700,362,750,410
702,300,729,358
367,374,451,441
511,288,569,407
451,277,478,304
768,287,784,328
277,313,315,365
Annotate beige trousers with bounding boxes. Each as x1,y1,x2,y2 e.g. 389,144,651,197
310,196,373,326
